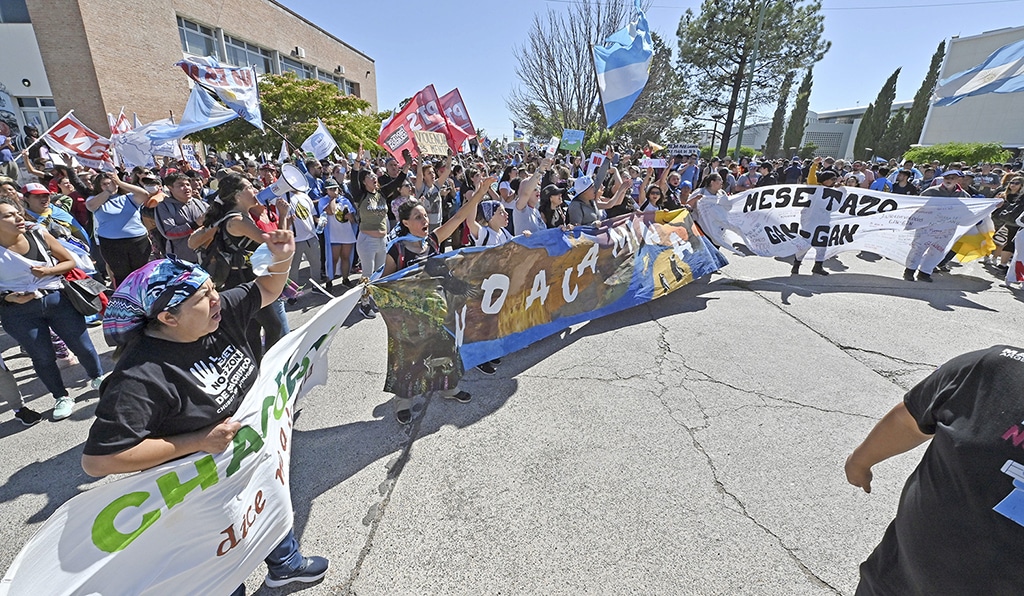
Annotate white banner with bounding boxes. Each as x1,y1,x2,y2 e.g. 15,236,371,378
667,143,699,157
0,288,361,596
696,185,1002,269
301,119,337,161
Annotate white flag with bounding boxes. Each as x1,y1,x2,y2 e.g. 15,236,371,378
278,139,288,163
300,119,337,161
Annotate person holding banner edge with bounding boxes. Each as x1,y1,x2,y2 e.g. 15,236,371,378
81,229,330,591
381,174,497,424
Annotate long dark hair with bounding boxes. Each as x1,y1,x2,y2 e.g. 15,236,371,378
395,199,423,236
203,173,247,226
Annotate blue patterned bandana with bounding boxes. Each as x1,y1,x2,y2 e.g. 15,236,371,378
479,200,502,223
103,258,211,347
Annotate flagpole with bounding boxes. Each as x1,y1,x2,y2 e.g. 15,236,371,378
14,109,74,164
590,43,608,130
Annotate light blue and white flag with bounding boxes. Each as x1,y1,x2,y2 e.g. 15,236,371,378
301,118,337,160
177,57,263,129
934,38,1024,106
146,85,238,142
593,0,653,128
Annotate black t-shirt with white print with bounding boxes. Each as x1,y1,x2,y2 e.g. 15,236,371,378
83,283,262,456
857,345,1024,596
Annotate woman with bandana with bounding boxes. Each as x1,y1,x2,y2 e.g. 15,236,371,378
81,229,330,592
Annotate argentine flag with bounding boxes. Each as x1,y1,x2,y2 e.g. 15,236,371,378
593,0,653,128
934,38,1024,106
146,85,238,142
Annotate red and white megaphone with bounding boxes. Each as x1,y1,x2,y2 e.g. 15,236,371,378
257,164,309,204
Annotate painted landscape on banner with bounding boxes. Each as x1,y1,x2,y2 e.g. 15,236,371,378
371,210,726,399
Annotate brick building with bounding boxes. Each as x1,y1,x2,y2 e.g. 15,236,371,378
0,0,375,140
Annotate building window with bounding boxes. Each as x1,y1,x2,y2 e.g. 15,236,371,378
177,17,220,59
317,71,344,91
345,80,359,97
224,36,274,74
17,97,58,130
280,56,314,79
0,0,31,23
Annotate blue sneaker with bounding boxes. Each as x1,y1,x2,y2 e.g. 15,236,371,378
265,556,329,588
53,397,74,421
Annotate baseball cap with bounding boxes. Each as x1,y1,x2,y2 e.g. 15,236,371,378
22,183,49,195
942,170,964,178
572,176,594,195
541,184,564,200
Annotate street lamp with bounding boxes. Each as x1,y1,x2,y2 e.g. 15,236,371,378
733,0,770,160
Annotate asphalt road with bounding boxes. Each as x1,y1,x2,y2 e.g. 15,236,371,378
2,250,1022,595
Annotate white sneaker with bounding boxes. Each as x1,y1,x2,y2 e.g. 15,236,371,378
57,354,78,369
53,397,74,420
90,373,109,390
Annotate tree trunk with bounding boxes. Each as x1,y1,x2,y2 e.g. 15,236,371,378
717,63,746,157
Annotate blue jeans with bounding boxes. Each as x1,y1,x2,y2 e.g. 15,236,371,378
229,530,302,595
0,291,103,398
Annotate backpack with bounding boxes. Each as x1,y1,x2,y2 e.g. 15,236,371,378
195,212,247,289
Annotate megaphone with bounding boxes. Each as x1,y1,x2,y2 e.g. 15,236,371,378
257,163,309,204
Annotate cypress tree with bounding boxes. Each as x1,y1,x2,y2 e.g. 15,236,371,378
764,71,795,159
903,40,946,154
878,107,907,160
783,69,813,154
854,68,901,160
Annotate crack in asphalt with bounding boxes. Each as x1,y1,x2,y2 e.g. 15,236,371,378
339,397,427,595
646,289,842,594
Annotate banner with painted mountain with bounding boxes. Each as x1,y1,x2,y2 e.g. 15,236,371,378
370,210,726,399
695,185,1001,271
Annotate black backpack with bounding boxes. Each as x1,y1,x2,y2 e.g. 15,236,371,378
196,212,247,289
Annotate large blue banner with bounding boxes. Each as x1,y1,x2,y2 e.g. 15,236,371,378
370,210,726,398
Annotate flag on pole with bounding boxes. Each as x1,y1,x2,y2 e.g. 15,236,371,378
301,118,337,160
934,38,1024,106
132,113,142,129
42,111,116,171
177,57,263,129
107,109,131,136
278,139,289,162
438,88,476,152
377,85,449,159
146,85,239,142
592,0,653,128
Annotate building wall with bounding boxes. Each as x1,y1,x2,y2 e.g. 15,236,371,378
0,23,51,97
23,0,376,135
921,26,1024,147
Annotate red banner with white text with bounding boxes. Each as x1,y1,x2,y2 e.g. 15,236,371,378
377,85,449,159
42,112,116,172
438,88,475,152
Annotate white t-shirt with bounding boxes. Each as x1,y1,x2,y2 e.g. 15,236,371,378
289,192,318,242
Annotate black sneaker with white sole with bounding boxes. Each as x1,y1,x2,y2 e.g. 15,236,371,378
359,304,376,319
476,362,496,375
265,556,329,588
443,390,472,403
14,407,42,426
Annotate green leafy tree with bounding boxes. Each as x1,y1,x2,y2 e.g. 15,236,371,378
877,107,907,159
783,69,813,154
676,0,829,157
763,71,795,159
189,73,382,156
903,40,946,155
853,67,900,160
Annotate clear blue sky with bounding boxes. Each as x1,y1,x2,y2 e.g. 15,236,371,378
281,0,1021,140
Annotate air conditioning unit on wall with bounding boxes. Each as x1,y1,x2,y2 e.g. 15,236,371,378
334,65,345,75
293,46,306,58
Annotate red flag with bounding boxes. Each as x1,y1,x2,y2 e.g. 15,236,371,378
377,85,448,159
108,109,132,136
438,88,475,153
43,112,116,171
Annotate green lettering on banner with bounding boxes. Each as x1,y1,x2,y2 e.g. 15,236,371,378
156,455,219,509
91,491,161,553
227,426,265,477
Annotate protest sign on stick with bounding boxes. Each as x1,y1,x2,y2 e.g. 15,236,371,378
559,129,585,152
413,131,450,156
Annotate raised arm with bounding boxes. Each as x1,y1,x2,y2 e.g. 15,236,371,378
517,158,551,210
438,175,496,244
